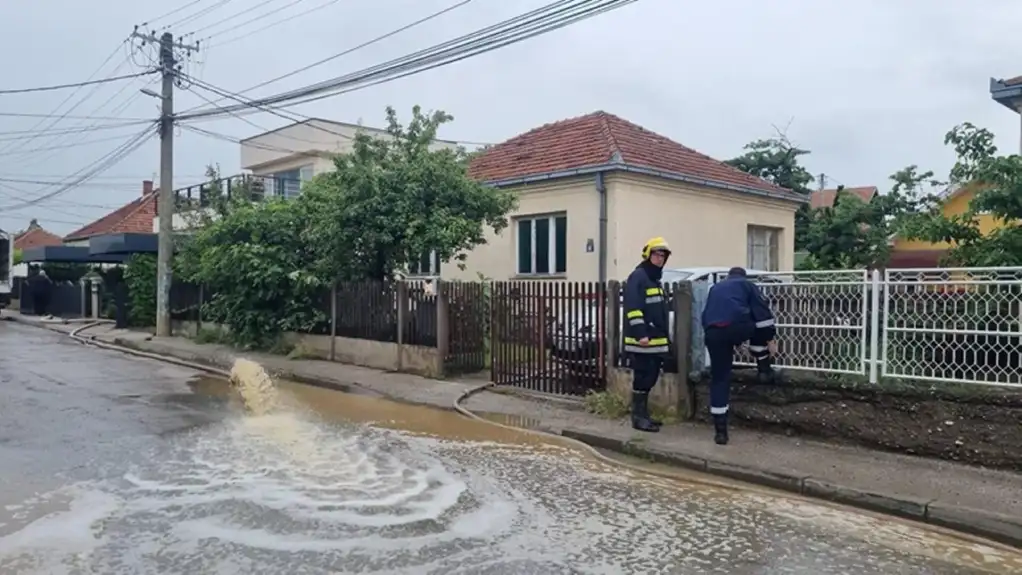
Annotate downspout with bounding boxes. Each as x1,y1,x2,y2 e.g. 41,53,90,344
596,171,608,283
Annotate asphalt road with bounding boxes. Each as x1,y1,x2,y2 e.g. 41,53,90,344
1,321,1019,575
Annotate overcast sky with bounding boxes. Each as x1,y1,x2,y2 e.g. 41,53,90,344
2,0,1021,236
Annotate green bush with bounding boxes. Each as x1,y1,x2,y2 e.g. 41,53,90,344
123,254,157,327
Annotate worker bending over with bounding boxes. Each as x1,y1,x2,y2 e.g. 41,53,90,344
701,267,779,445
623,237,672,433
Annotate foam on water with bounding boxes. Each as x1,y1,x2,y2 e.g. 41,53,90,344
229,357,279,416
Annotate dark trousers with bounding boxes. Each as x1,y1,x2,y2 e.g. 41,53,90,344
705,322,753,416
631,353,663,393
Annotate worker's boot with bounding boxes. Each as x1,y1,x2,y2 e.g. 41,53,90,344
756,356,782,385
631,391,660,433
713,414,729,445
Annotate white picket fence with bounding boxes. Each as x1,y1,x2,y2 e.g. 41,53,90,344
691,267,1022,388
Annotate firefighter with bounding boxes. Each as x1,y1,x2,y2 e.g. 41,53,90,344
701,267,778,445
623,237,672,433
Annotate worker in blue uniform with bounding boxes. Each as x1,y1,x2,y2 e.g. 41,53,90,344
623,237,672,433
701,267,779,445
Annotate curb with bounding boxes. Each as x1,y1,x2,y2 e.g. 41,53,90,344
9,316,1022,549
560,429,1022,548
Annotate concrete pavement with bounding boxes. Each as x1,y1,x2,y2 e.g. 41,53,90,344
5,312,1022,548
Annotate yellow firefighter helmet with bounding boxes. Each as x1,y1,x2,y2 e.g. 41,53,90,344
641,236,672,259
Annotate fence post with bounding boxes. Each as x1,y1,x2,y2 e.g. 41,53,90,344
606,280,620,370
197,284,204,332
80,281,87,319
329,280,337,362
869,268,881,384
396,280,408,371
90,281,100,320
436,279,450,376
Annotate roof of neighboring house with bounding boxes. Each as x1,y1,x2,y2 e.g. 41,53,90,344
14,221,63,250
809,186,878,209
467,111,797,199
240,117,459,145
887,249,946,269
64,192,157,241
1002,75,1022,87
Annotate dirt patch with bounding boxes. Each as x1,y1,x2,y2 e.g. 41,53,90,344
693,369,1022,471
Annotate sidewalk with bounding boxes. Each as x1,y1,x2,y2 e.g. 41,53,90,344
6,312,1022,547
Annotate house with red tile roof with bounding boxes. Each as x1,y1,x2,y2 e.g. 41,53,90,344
809,186,878,210
63,180,157,245
13,219,63,250
449,111,804,281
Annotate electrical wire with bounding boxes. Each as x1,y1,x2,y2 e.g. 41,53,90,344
0,41,131,157
189,0,302,37
207,0,343,49
178,0,634,121
141,0,206,27
0,112,151,121
177,0,472,116
0,124,158,211
0,71,154,95
166,0,234,28
0,132,153,157
0,121,154,142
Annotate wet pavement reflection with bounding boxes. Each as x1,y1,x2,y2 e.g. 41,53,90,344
1,322,1021,574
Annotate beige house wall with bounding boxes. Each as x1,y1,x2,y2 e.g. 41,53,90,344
442,177,602,282
606,173,797,275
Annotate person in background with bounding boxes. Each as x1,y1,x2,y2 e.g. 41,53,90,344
622,237,672,433
701,267,779,445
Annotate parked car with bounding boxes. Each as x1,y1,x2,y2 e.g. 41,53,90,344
547,267,783,376
0,230,12,309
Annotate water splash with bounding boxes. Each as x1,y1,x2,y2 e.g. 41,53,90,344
229,358,279,416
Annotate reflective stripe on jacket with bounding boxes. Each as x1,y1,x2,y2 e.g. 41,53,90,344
623,265,670,354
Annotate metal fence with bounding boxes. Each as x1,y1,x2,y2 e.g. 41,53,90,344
490,281,608,396
690,267,1022,388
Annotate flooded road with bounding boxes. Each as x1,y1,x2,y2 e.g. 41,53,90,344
2,322,1020,574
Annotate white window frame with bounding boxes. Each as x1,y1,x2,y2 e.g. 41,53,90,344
747,225,780,271
516,213,567,276
407,250,440,278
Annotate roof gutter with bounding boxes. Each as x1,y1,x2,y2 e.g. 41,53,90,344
482,162,806,205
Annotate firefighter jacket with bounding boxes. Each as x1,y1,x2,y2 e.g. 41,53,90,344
623,262,670,354
701,275,776,340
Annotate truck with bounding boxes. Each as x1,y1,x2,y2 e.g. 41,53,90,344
0,229,12,309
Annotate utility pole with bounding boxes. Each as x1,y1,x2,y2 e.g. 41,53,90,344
130,28,198,337
818,173,827,191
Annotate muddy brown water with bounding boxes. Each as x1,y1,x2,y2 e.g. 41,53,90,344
2,359,1021,574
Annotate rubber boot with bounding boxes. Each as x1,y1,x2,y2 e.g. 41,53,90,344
631,392,660,433
713,413,729,445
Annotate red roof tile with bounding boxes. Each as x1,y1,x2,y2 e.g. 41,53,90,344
14,222,63,250
1003,75,1022,87
809,186,878,209
467,111,794,197
64,192,157,241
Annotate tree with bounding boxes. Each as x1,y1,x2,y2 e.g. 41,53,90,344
298,105,516,280
901,123,1022,266
175,198,327,349
799,170,927,270
726,134,815,249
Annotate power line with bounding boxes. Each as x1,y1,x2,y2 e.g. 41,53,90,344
178,0,635,121
167,0,234,29
142,0,206,27
189,0,300,38
0,112,151,121
0,121,152,141
178,0,473,117
0,71,154,95
207,0,343,48
0,124,158,211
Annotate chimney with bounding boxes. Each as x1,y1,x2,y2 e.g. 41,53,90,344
142,180,154,195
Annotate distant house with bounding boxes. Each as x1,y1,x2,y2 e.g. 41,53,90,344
14,219,63,250
809,186,878,210
239,118,461,199
888,183,1000,268
63,180,157,246
450,111,804,281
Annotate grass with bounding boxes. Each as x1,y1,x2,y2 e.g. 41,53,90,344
583,390,681,424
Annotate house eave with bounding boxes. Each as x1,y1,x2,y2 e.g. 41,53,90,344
990,77,1022,111
242,149,330,172
481,163,806,204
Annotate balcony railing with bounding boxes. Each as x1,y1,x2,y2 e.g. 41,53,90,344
168,174,301,214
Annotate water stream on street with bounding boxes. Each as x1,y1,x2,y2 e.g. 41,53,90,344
1,359,1020,574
